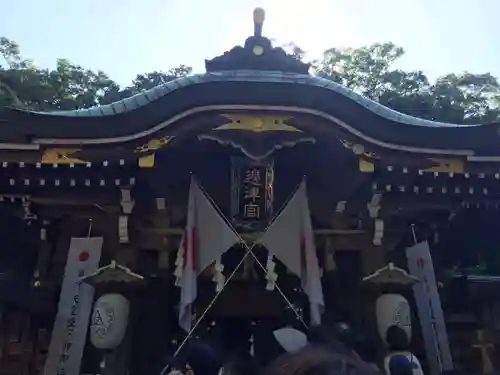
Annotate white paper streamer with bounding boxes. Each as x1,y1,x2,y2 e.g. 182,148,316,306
174,246,184,287
265,254,278,291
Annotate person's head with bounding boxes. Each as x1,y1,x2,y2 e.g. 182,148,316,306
307,323,378,364
167,339,223,375
386,325,410,351
221,353,260,375
306,324,357,358
353,339,378,365
261,345,382,375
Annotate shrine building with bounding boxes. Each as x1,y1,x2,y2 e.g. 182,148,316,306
1,8,500,375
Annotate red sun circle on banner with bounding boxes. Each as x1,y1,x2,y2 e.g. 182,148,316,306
416,258,425,269
79,251,90,262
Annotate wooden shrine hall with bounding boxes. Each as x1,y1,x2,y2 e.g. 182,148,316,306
2,7,500,375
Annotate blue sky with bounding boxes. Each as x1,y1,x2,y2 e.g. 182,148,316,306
2,0,499,87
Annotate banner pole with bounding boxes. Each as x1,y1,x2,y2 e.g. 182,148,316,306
411,223,418,244
160,179,308,375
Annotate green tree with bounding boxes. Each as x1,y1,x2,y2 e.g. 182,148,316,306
0,37,33,107
100,65,192,104
0,37,192,110
131,66,192,91
1,37,119,110
281,42,306,61
2,35,500,125
314,42,500,123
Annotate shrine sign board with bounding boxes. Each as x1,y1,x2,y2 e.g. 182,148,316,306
231,158,274,230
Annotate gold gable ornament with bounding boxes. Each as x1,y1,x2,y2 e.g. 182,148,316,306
41,148,86,165
138,154,155,168
359,158,375,173
135,136,173,153
425,158,464,174
216,115,301,133
135,136,173,168
338,138,378,159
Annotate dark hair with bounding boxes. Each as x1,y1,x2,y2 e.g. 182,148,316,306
354,340,378,364
386,326,409,351
307,323,378,364
170,339,223,375
223,353,260,375
307,325,358,358
261,345,382,375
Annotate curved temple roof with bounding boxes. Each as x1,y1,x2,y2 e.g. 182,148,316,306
25,71,469,128
1,8,500,157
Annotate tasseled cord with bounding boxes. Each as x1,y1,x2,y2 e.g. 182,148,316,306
265,254,278,291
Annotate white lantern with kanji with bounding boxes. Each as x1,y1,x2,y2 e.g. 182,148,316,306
376,293,412,344
90,293,130,350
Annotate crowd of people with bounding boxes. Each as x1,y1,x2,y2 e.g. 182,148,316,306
165,323,424,375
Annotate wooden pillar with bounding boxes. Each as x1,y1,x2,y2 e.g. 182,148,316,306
361,244,389,359
471,329,494,374
127,198,175,375
129,279,172,375
361,245,387,277
35,220,52,282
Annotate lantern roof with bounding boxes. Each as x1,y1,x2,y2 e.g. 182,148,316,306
363,262,419,286
81,260,144,286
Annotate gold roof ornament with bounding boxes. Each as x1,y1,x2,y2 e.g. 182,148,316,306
81,260,144,286
41,148,86,165
135,136,173,153
362,262,419,286
215,115,301,133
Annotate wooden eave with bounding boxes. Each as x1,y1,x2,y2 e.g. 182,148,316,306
1,103,500,168
3,9,500,164
1,108,500,191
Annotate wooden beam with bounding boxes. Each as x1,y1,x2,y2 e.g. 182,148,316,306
0,191,119,206
137,227,369,237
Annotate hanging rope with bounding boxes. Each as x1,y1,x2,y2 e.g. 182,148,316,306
196,178,307,326
159,178,309,375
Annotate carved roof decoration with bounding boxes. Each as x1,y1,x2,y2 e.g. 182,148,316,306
205,8,310,74
198,114,316,160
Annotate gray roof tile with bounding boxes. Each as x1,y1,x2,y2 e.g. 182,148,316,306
31,71,473,128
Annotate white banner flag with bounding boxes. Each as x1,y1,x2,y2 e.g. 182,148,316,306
177,178,240,332
44,237,103,375
406,241,453,375
259,181,324,325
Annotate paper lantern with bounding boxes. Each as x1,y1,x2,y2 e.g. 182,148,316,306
376,293,411,344
90,293,130,349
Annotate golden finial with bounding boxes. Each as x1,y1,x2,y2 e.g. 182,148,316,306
253,8,265,37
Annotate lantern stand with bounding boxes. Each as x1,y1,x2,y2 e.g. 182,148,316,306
81,260,144,375
362,263,419,363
